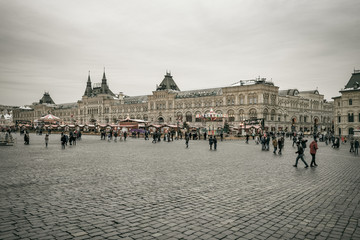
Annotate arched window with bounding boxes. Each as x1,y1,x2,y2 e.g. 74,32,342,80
195,111,202,122
186,112,192,122
228,110,235,122
216,110,223,122
270,109,275,121
143,114,148,121
239,109,245,121
249,109,257,120
263,109,268,121
158,117,164,124
176,112,183,121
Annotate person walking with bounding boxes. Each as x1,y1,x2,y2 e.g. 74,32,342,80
213,136,218,150
294,141,309,168
185,134,190,148
114,131,118,142
292,135,297,147
350,138,354,153
272,137,278,154
309,139,318,167
24,131,30,145
355,139,359,155
61,133,66,149
45,134,49,148
209,136,213,150
266,135,270,151
278,136,284,154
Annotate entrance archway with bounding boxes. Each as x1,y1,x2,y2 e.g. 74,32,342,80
158,117,164,124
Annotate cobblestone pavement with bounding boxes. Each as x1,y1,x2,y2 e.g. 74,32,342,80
0,133,359,240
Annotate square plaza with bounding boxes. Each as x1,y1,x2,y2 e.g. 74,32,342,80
1,134,359,239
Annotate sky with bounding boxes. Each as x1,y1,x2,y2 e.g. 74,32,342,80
0,0,359,106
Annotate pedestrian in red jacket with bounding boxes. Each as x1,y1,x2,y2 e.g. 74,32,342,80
310,139,318,167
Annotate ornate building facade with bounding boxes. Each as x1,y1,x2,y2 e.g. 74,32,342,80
13,70,333,133
333,70,360,136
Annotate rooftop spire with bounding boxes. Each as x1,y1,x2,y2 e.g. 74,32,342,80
102,67,106,81
84,71,93,97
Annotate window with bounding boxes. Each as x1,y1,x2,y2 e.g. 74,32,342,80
338,116,341,123
349,99,352,105
228,110,235,122
240,95,244,104
270,110,275,121
249,109,257,120
348,113,354,122
195,111,201,122
186,112,192,122
349,128,354,135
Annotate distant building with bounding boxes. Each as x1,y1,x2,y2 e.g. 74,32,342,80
13,70,334,133
333,70,360,136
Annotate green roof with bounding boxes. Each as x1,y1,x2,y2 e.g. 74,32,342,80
157,72,180,91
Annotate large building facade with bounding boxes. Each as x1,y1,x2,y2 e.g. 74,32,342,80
333,70,360,136
13,71,333,133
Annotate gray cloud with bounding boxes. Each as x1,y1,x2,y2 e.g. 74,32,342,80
0,0,359,106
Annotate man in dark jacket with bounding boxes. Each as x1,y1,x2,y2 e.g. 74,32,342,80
213,136,218,150
294,141,309,168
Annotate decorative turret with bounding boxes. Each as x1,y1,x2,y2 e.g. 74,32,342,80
101,68,108,94
39,92,55,104
156,71,180,91
83,71,93,97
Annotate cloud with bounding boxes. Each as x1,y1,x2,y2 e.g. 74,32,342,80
0,0,359,105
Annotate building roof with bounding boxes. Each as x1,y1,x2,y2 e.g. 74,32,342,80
124,95,148,104
175,88,223,99
54,102,78,109
299,90,319,95
156,72,180,91
279,89,299,96
345,70,360,89
39,92,55,104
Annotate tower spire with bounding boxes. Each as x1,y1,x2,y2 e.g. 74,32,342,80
84,71,93,97
102,67,106,81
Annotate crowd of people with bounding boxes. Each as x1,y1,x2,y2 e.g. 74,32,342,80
3,127,359,164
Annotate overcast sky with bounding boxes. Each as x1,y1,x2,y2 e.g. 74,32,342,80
0,0,359,106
